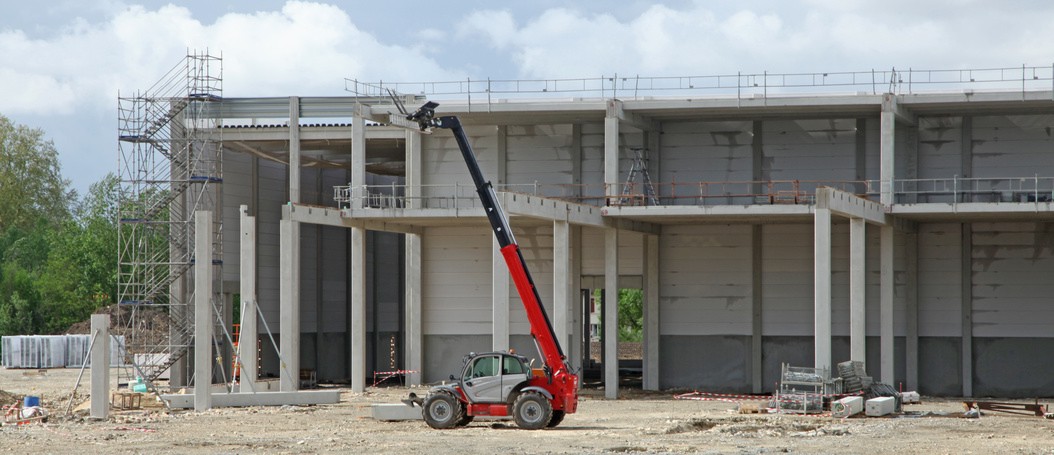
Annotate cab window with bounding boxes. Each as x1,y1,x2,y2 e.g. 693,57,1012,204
465,356,498,380
502,356,525,375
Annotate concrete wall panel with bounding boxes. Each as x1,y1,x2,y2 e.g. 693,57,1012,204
659,225,753,336
422,226,491,335
659,335,750,391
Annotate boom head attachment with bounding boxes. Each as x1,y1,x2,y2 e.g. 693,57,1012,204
407,101,440,131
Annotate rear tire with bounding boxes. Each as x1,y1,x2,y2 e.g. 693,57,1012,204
547,410,565,428
513,391,552,430
422,391,464,429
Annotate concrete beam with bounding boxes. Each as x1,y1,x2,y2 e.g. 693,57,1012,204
90,314,110,419
290,204,420,234
195,211,214,411
814,207,832,373
817,187,888,225
882,94,916,125
239,206,258,392
607,98,660,132
161,390,341,409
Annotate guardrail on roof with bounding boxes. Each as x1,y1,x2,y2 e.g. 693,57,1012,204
347,65,1054,107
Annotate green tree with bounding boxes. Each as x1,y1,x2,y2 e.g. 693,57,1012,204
38,174,120,333
0,114,71,232
617,289,643,342
593,288,645,342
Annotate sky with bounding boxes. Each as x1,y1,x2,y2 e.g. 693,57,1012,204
1,0,1052,194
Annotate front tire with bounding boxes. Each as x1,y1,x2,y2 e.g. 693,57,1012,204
547,410,565,428
513,391,552,430
422,391,464,429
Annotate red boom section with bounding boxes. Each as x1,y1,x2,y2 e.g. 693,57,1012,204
501,244,578,413
500,244,565,374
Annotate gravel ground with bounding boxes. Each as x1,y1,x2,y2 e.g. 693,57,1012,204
2,367,1054,454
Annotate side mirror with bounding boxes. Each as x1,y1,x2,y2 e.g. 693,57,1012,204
449,374,456,381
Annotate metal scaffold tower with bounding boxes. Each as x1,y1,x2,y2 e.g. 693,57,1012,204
117,51,223,386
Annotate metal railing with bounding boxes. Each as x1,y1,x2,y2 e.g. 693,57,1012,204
334,180,875,210
334,176,1054,211
889,176,1054,204
347,65,1054,108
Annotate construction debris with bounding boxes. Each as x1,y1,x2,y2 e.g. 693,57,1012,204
865,396,897,417
832,396,864,418
962,400,1048,417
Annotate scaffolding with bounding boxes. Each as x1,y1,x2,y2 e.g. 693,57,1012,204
117,51,223,387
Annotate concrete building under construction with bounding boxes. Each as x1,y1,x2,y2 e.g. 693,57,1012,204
118,56,1054,399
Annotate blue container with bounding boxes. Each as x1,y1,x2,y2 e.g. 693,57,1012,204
23,396,40,407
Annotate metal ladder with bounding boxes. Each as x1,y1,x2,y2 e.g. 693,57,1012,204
620,147,660,205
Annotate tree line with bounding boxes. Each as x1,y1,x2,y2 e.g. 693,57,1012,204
0,114,118,336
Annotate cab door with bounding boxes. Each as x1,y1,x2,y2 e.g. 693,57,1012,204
462,355,502,403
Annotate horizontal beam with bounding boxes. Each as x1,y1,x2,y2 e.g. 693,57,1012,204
286,204,421,234
817,187,889,225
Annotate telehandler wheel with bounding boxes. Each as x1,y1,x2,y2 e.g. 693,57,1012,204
547,410,565,428
423,391,464,429
513,391,552,430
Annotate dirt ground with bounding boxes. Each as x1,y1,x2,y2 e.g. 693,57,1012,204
2,368,1054,454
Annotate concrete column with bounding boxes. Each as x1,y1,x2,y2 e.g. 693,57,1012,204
571,124,582,196
604,227,619,399
751,225,763,393
239,205,258,392
279,218,300,391
880,97,896,206
752,121,764,196
405,233,422,385
961,223,973,397
405,129,422,209
554,220,571,352
492,236,510,351
569,226,583,368
194,211,213,411
289,96,300,204
90,314,110,419
813,207,832,373
604,103,620,201
351,111,366,204
905,229,919,391
350,226,366,392
643,233,660,391
880,225,894,385
496,126,507,187
850,218,866,363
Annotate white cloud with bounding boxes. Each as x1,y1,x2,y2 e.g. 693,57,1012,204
0,1,460,116
460,2,1054,78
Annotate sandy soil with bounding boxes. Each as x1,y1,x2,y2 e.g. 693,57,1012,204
2,367,1054,454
